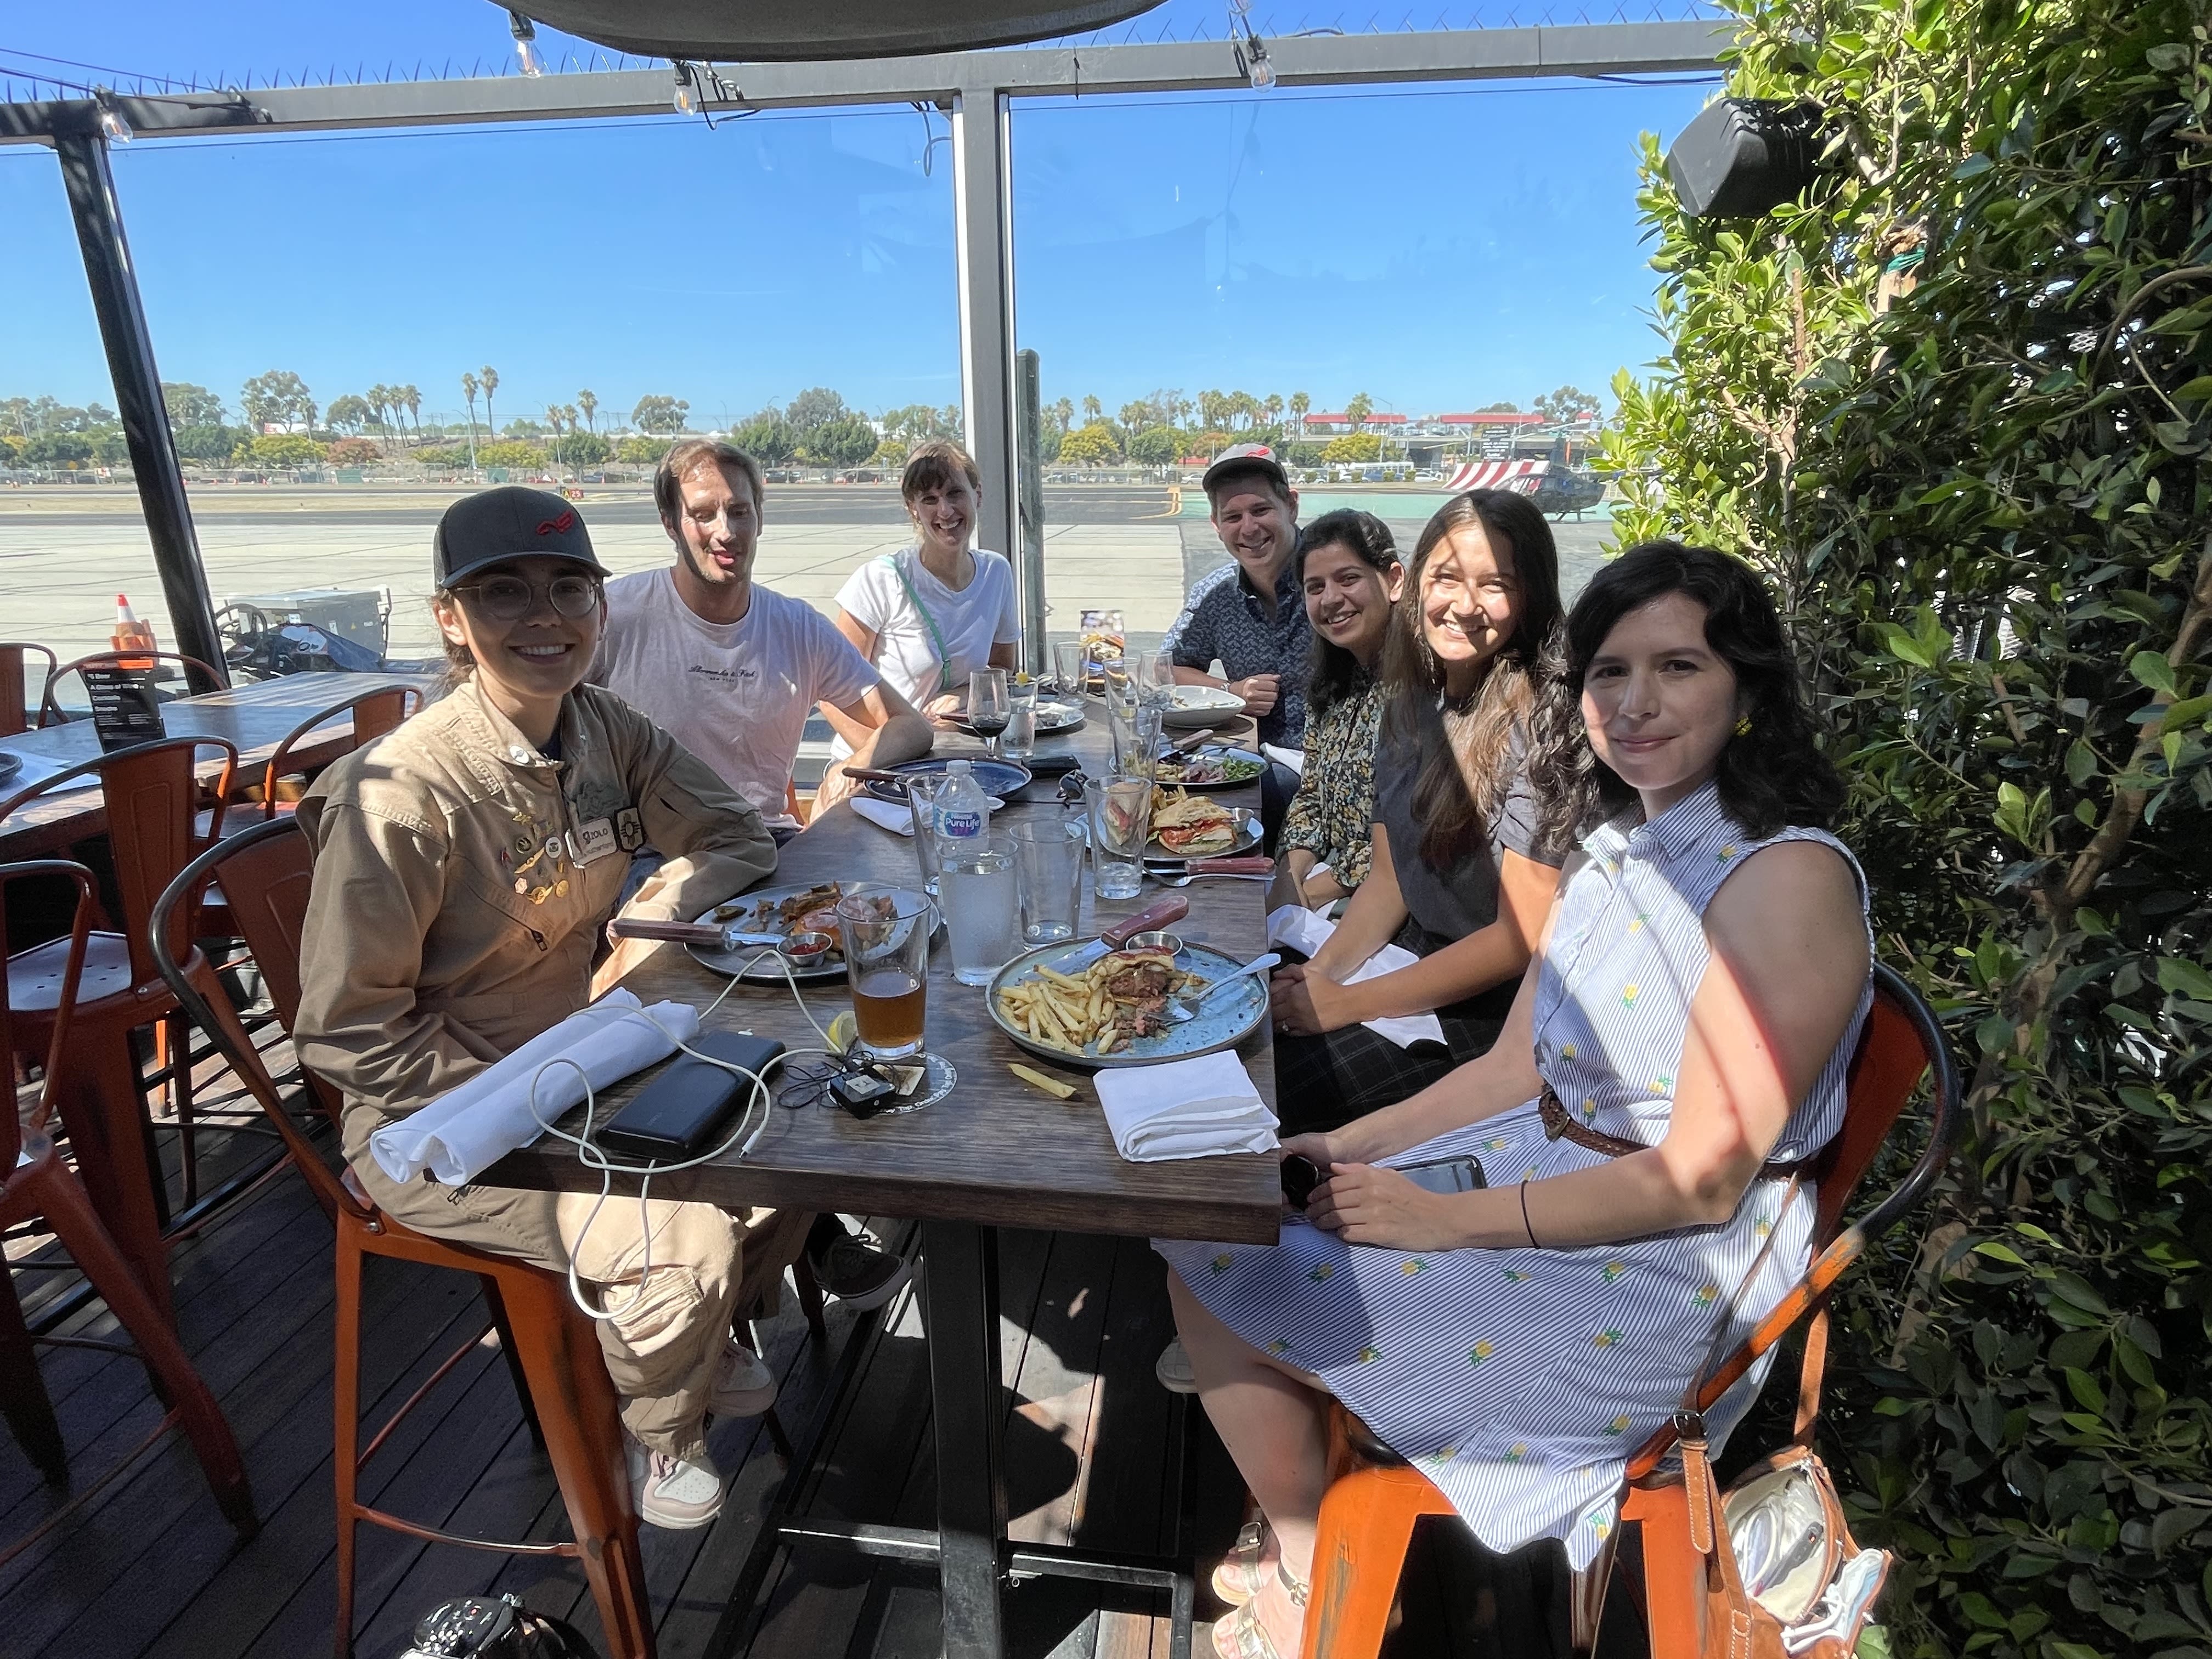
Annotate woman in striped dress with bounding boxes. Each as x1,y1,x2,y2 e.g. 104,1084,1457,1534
1162,543,1873,1658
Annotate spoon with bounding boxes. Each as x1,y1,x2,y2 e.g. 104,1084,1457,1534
1161,952,1280,1023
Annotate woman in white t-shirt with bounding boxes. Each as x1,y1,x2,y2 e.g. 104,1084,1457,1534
833,439,1021,718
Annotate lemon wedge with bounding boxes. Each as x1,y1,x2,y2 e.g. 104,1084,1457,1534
826,1011,857,1054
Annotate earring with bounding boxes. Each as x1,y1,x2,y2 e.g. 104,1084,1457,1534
1734,714,1753,737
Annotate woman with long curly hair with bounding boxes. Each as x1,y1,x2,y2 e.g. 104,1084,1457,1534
1164,541,1870,1659
1266,490,1567,1135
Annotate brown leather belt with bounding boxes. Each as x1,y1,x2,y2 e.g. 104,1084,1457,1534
1539,1087,1812,1178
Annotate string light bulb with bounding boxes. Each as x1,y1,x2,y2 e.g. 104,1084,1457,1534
1245,38,1277,89
94,88,133,143
507,10,545,77
672,60,698,115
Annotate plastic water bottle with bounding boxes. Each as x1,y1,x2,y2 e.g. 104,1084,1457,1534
933,760,989,864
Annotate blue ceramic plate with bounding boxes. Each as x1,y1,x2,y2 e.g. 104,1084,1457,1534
986,937,1268,1068
865,756,1034,804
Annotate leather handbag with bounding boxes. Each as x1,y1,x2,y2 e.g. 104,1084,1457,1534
1675,1308,1892,1658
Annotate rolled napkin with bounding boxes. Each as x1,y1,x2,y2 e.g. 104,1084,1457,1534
848,793,1004,837
1260,743,1306,778
369,989,701,1187
1094,1050,1278,1161
1265,905,1447,1050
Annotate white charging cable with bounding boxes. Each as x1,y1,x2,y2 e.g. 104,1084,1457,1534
526,945,840,1322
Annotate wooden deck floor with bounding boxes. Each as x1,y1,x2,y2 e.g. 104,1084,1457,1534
1,1053,1602,1659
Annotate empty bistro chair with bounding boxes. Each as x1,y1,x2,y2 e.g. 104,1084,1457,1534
0,735,244,1317
0,641,57,737
36,650,225,728
0,857,256,1558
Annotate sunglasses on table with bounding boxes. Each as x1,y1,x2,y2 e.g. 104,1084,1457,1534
449,572,603,620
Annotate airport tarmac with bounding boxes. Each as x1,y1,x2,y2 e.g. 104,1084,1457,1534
0,483,1613,668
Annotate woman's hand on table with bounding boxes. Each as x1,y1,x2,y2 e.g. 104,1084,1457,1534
925,692,967,720
1269,962,1361,1036
1305,1162,1468,1251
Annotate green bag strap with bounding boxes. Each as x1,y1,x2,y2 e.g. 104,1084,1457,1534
882,551,956,694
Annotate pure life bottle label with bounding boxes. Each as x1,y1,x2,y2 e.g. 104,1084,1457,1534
934,760,990,854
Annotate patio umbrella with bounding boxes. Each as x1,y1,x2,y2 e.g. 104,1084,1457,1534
508,0,1165,60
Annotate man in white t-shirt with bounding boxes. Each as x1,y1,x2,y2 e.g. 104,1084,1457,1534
592,438,933,834
591,437,929,1310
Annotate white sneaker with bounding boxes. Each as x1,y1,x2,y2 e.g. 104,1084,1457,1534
710,1339,778,1418
624,1434,729,1530
1155,1338,1198,1394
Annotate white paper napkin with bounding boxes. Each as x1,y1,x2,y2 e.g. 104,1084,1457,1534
848,794,1004,836
368,989,701,1187
1094,1051,1278,1161
1264,906,1447,1050
1261,743,1306,778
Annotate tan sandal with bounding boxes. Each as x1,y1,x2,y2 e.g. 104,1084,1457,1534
1211,1519,1270,1605
1208,1564,1308,1659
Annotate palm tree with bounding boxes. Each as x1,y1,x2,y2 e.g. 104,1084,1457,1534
1264,393,1284,428
400,385,422,448
461,373,481,471
1289,391,1310,438
480,366,499,444
577,389,597,435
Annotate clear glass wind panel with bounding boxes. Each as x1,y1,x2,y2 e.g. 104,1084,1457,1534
92,106,956,667
1010,73,1714,635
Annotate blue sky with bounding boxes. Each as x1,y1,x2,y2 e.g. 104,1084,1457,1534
0,2,1718,430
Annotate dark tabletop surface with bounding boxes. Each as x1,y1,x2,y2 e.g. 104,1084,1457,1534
0,670,431,856
489,712,1284,1247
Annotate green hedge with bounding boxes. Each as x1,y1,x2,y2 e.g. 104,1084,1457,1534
1606,2,2212,1653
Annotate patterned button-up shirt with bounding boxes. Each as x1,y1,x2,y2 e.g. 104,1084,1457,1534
1161,554,1312,747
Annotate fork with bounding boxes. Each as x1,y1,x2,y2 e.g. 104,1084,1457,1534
1161,952,1281,1022
1149,855,1273,887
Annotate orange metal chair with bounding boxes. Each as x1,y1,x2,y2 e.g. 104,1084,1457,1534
1298,961,1960,1658
193,681,421,842
1,735,242,1319
0,641,58,737
0,858,256,1564
37,649,226,728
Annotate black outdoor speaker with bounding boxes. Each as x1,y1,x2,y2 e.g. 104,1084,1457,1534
1664,98,1827,218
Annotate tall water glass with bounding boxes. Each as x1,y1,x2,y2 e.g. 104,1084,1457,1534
1011,818,1084,944
838,884,932,1060
1144,649,1179,707
942,831,1020,985
1110,700,1164,780
1087,774,1154,901
1003,676,1037,760
904,772,948,896
1053,639,1086,696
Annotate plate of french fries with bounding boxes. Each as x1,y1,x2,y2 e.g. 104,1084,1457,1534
988,936,1269,1068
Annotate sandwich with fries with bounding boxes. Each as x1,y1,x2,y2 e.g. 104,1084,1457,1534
996,947,1210,1056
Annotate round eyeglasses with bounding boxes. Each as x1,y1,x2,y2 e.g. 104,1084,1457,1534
452,572,602,622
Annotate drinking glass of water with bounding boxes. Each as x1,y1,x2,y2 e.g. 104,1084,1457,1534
942,831,1020,985
1087,774,1154,901
1052,640,1086,697
968,667,1011,760
1011,818,1084,944
837,884,933,1060
1003,676,1037,760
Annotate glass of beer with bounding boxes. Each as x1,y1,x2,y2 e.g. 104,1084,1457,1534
837,884,933,1061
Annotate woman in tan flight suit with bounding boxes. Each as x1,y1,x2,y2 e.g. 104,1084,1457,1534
294,486,779,1530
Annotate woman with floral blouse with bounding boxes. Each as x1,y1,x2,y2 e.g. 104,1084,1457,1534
1272,510,1404,912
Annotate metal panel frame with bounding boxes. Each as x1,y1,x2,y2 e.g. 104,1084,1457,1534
2,19,1726,702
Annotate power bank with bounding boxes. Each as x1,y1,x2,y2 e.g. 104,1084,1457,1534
595,1031,786,1163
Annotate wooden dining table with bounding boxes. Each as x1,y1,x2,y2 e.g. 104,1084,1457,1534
0,670,435,856
489,710,1283,1659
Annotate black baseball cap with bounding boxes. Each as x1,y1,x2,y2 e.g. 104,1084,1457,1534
433,487,610,588
1201,442,1290,499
